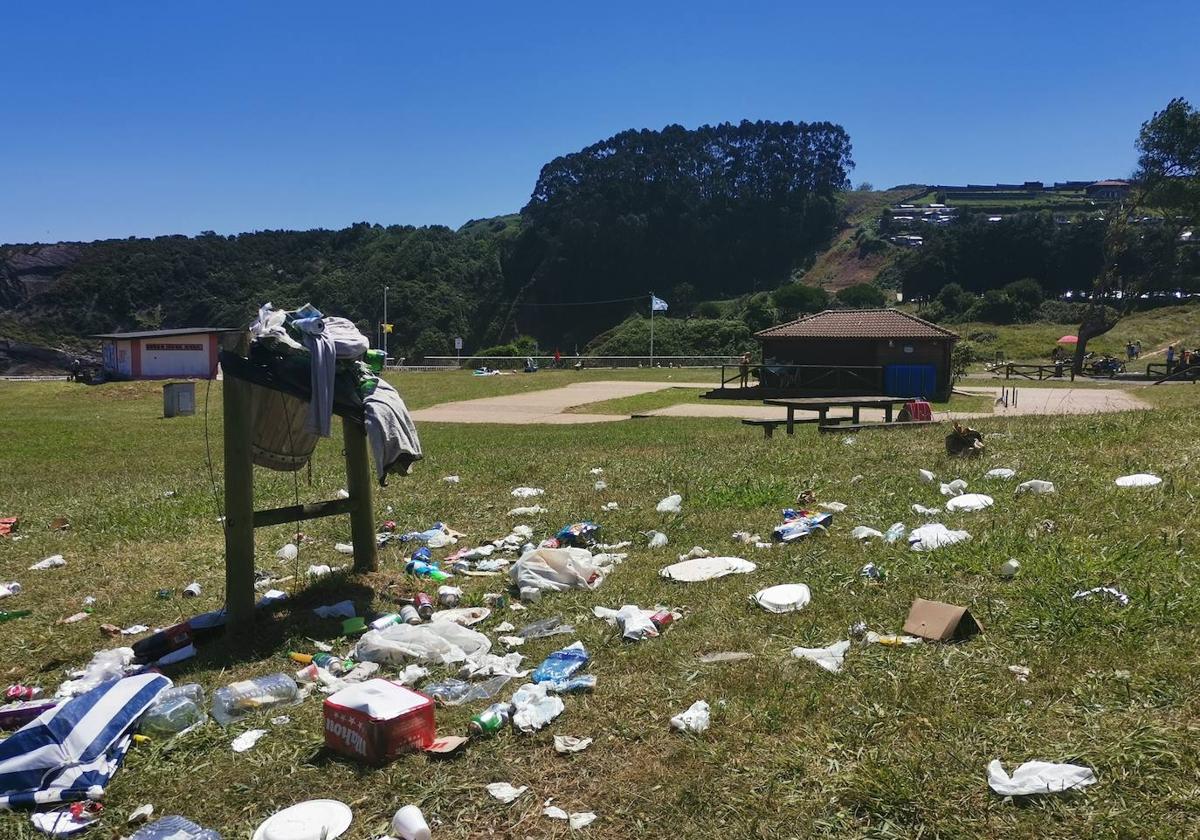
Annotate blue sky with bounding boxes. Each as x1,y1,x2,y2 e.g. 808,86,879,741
2,1,1197,244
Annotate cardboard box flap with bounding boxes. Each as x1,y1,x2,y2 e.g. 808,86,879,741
903,598,982,642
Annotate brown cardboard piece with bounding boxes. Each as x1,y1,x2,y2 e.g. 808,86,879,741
903,598,982,642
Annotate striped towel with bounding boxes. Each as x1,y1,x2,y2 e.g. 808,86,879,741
0,673,170,809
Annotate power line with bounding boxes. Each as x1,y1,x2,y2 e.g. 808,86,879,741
512,295,647,308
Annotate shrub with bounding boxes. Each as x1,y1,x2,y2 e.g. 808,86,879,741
835,283,887,308
771,283,829,317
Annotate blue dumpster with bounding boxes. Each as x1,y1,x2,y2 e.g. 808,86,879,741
884,364,936,399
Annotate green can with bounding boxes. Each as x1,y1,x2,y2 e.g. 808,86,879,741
365,349,385,374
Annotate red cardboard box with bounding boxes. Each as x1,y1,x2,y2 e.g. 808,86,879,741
323,679,435,765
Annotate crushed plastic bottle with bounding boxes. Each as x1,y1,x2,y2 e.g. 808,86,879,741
210,673,298,726
129,815,222,840
883,523,907,543
139,694,205,738
532,641,589,684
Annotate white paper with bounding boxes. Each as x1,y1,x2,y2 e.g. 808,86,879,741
919,468,936,483
232,729,267,752
511,683,565,732
554,735,593,753
486,782,528,803
908,523,971,551
29,554,65,571
511,487,545,498
911,503,942,516
655,494,682,513
945,493,994,512
670,700,710,734
851,526,883,541
987,759,1097,796
985,468,1016,479
1015,479,1056,495
791,639,850,672
1115,473,1161,488
509,505,548,516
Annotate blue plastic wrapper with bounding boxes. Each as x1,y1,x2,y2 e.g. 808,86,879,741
772,510,832,542
532,642,589,683
554,521,600,547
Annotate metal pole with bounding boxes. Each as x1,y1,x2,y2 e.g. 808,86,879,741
649,293,654,367
382,285,389,362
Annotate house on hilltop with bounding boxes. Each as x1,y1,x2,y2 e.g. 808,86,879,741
1085,180,1131,200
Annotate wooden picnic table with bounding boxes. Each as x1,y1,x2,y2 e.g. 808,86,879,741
763,395,911,434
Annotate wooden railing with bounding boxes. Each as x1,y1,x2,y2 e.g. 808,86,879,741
718,364,884,392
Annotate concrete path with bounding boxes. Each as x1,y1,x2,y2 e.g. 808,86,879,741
412,380,1151,425
411,380,713,424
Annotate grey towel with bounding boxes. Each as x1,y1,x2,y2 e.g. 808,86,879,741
364,377,423,484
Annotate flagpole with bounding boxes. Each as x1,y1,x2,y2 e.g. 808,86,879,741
649,292,655,367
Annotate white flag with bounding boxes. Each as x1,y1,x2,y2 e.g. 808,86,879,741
650,295,668,312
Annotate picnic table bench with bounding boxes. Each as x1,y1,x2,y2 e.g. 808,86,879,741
761,395,917,435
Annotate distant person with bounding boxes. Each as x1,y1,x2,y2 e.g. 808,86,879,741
554,349,561,368
1135,340,1142,358
738,352,751,388
69,358,81,382
1126,342,1135,361
1166,345,1175,373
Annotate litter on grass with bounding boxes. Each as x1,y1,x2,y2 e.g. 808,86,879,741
1072,586,1130,607
29,555,66,571
511,487,545,498
646,530,669,548
791,640,850,673
670,700,711,734
864,631,922,646
945,493,994,512
985,468,1016,479
509,505,548,516
510,547,605,593
231,729,267,752
911,503,942,516
1115,473,1162,488
919,469,936,483
773,510,832,542
554,735,593,753
851,526,883,541
751,584,811,614
656,494,682,513
486,782,527,804
908,523,971,551
820,501,848,513
591,605,662,640
999,559,1021,578
698,651,754,664
510,683,564,732
1015,479,1056,495
313,600,355,619
659,556,756,582
987,760,1097,796
939,479,968,497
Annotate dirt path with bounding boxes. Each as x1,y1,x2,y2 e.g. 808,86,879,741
411,380,713,424
413,380,1150,425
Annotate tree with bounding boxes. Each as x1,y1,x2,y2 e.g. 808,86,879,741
835,283,887,308
743,293,779,331
771,283,829,317
1073,98,1200,374
670,282,697,318
855,181,874,191
1003,278,1043,319
936,282,971,317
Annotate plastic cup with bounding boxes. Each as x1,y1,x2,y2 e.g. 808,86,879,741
391,805,431,840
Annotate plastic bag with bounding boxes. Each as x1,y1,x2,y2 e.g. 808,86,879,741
424,674,512,706
592,605,658,640
939,479,968,497
56,647,136,698
987,759,1097,796
510,683,564,732
509,547,605,593
1015,479,1056,495
656,494,682,513
791,640,850,673
353,620,491,665
532,641,589,684
1115,473,1161,488
908,523,971,551
851,526,883,541
459,652,528,679
670,700,710,734
517,616,576,639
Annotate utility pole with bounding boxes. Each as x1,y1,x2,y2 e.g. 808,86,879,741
382,285,389,362
649,292,655,367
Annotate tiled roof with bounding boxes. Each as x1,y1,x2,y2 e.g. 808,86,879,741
755,309,958,340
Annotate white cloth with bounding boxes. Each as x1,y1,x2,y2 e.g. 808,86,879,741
987,759,1097,796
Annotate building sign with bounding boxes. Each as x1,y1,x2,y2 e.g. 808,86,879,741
145,342,203,352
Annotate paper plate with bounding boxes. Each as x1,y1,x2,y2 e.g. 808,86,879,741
751,583,812,613
429,606,491,626
659,556,756,582
1115,473,1161,488
252,800,353,840
945,493,994,512
984,468,1016,479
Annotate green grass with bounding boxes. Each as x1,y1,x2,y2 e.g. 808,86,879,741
2,375,1199,838
948,303,1200,367
567,387,996,417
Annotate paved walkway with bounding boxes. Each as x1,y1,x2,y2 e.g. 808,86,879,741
413,380,1151,425
411,380,713,424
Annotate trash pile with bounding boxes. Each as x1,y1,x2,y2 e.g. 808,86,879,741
2,442,1160,835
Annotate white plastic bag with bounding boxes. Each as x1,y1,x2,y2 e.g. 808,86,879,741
646,531,669,548
987,759,1097,796
939,479,968,497
510,547,605,593
656,494,682,513
353,621,491,665
592,605,659,640
791,640,850,673
459,651,528,679
919,469,936,483
751,584,811,614
29,554,66,571
275,544,297,562
554,735,593,753
670,700,710,734
1015,479,1056,495
659,556,756,582
911,503,942,516
908,523,971,551
945,493,994,512
510,683,564,732
851,526,883,541
509,505,548,516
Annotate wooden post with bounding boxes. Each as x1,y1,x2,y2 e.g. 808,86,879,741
342,417,378,573
222,332,257,639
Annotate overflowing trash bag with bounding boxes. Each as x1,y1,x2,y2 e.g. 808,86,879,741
946,422,985,457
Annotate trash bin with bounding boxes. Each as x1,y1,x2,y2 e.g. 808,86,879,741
163,382,196,418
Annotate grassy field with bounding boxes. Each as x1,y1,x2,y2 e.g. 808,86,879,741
567,387,997,417
1,374,1199,838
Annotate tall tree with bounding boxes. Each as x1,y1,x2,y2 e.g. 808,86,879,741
1072,98,1200,374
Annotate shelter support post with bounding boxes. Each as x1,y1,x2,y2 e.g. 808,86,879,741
342,417,378,573
222,337,257,639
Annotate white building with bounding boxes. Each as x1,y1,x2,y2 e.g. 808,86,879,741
93,328,236,380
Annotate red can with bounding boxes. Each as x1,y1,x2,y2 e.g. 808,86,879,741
4,685,41,702
413,592,434,620
650,610,674,632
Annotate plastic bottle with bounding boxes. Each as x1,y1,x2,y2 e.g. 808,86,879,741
0,609,32,623
210,673,299,726
532,642,590,684
405,559,451,582
469,702,512,737
139,695,205,738
365,349,385,374
311,652,350,676
883,522,907,543
156,683,206,705
0,582,21,599
546,674,596,694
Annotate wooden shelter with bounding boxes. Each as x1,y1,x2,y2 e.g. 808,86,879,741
752,309,958,400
